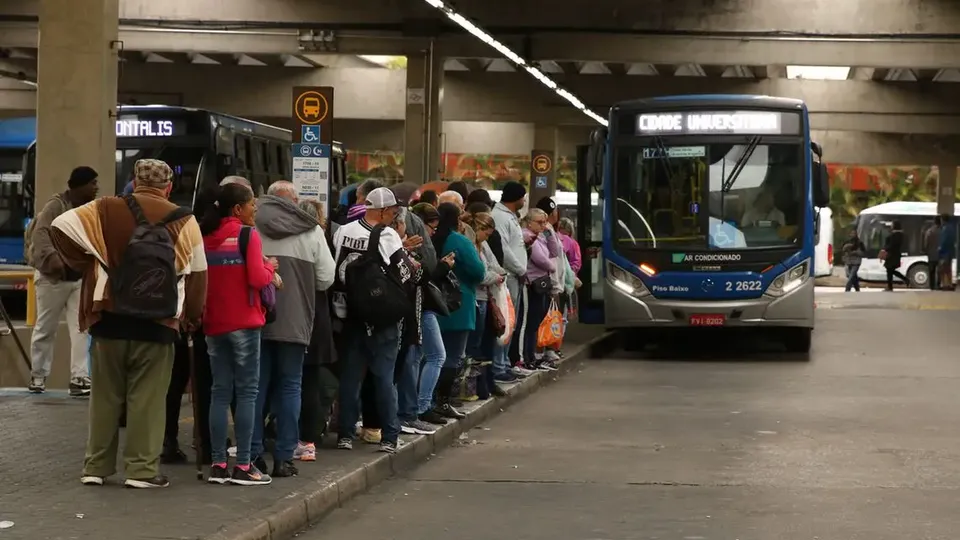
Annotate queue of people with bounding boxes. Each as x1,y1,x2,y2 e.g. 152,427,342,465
29,164,582,489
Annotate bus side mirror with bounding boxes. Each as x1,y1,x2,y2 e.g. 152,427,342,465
813,160,830,208
586,128,607,186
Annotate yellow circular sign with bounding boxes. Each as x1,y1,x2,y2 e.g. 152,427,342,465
532,154,552,174
295,90,329,125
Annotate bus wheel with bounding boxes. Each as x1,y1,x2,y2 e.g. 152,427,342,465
907,264,929,289
783,328,812,354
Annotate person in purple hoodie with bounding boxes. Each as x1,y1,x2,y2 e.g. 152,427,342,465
345,179,384,223
519,207,561,371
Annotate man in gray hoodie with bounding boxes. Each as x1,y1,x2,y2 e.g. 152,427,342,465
491,181,529,379
250,181,335,478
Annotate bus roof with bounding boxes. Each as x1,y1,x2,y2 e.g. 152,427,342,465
859,201,960,216
614,95,805,112
0,117,36,149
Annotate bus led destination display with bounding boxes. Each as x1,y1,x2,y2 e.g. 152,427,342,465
636,110,800,136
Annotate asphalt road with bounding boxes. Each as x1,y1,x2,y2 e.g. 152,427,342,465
299,306,960,540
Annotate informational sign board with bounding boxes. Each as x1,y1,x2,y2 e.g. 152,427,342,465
529,149,556,210
291,86,334,216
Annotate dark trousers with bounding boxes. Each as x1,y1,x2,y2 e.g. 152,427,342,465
929,259,940,290
166,331,222,459
844,264,861,292
886,267,908,290
300,363,339,444
522,287,551,364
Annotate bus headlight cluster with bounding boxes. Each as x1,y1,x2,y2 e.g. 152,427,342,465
607,262,651,298
765,259,810,298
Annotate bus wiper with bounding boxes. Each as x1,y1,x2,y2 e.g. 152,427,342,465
721,136,760,193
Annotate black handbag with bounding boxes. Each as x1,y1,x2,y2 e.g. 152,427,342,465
438,271,463,313
423,282,451,317
530,276,552,295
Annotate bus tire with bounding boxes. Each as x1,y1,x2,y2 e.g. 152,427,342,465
783,328,812,354
907,263,929,289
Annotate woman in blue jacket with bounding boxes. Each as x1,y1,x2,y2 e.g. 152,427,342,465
432,203,486,419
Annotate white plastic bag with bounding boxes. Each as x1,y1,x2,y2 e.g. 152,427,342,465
492,282,515,346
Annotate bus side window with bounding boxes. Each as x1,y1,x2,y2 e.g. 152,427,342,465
266,142,282,178
250,139,269,197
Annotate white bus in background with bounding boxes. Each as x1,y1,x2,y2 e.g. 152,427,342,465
814,206,834,277
854,201,960,288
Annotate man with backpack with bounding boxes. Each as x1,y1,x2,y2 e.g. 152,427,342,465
25,166,99,396
49,159,208,489
331,187,415,454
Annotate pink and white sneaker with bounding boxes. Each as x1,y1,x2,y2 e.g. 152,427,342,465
294,442,316,462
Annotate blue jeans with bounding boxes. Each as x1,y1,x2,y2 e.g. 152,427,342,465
338,324,402,444
845,264,861,292
442,330,470,370
207,329,261,465
399,311,445,419
466,300,488,359
252,340,306,463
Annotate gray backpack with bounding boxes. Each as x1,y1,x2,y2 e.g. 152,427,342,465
107,195,191,319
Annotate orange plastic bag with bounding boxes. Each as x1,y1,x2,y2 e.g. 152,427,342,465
536,297,564,349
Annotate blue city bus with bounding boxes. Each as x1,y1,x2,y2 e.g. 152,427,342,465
0,105,348,267
576,95,830,353
0,117,34,265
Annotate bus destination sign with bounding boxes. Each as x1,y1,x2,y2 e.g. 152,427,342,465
636,111,799,136
115,119,180,138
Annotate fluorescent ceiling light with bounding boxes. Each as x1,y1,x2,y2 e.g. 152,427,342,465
786,65,851,80
359,55,397,67
421,0,608,127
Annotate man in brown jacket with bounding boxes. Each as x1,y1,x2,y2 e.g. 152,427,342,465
50,159,208,489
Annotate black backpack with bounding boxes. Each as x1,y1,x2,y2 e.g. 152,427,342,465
345,224,412,327
108,195,191,319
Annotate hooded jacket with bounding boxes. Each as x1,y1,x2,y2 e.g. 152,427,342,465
492,202,527,278
255,195,336,345
524,228,559,282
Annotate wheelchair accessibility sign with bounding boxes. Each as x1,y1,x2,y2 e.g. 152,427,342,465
301,125,320,143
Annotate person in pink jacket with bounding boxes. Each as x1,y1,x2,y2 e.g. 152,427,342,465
557,217,582,274
520,207,560,371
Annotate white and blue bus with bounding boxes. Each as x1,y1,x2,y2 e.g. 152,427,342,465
576,95,830,352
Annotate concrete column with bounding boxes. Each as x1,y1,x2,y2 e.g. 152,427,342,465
936,164,957,216
35,0,119,207
403,49,444,184
529,125,560,206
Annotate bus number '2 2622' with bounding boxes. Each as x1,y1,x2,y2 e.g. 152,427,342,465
725,280,762,292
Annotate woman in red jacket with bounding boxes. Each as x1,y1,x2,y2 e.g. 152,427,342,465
199,182,277,487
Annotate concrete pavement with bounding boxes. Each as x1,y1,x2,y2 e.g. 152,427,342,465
0,325,611,540
296,303,960,540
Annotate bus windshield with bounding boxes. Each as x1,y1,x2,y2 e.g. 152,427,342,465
613,140,805,251
116,146,204,209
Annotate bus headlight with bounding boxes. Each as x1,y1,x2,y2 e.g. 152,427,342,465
607,262,651,298
765,259,810,298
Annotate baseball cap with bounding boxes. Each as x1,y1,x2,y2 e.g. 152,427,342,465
364,187,400,209
536,196,557,214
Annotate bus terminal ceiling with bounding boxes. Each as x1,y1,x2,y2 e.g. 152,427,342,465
3,0,960,154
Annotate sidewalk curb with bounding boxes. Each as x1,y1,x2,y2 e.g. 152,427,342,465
202,330,615,540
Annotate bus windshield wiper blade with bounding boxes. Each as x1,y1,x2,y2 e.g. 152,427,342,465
721,136,760,193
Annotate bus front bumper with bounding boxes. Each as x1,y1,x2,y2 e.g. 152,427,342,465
603,277,814,329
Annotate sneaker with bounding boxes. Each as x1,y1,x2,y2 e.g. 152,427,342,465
402,419,437,435
435,403,466,420
494,372,519,383
80,475,104,486
418,410,449,426
359,428,381,444
294,442,316,462
27,376,45,394
544,349,561,361
69,377,90,397
207,464,230,485
537,360,559,372
510,366,532,378
230,464,272,485
272,460,298,478
461,393,479,402
124,475,170,489
378,439,403,454
337,438,353,450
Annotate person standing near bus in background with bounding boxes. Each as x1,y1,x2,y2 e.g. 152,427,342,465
938,214,956,290
841,229,866,293
923,217,942,291
25,166,99,396
881,220,909,291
